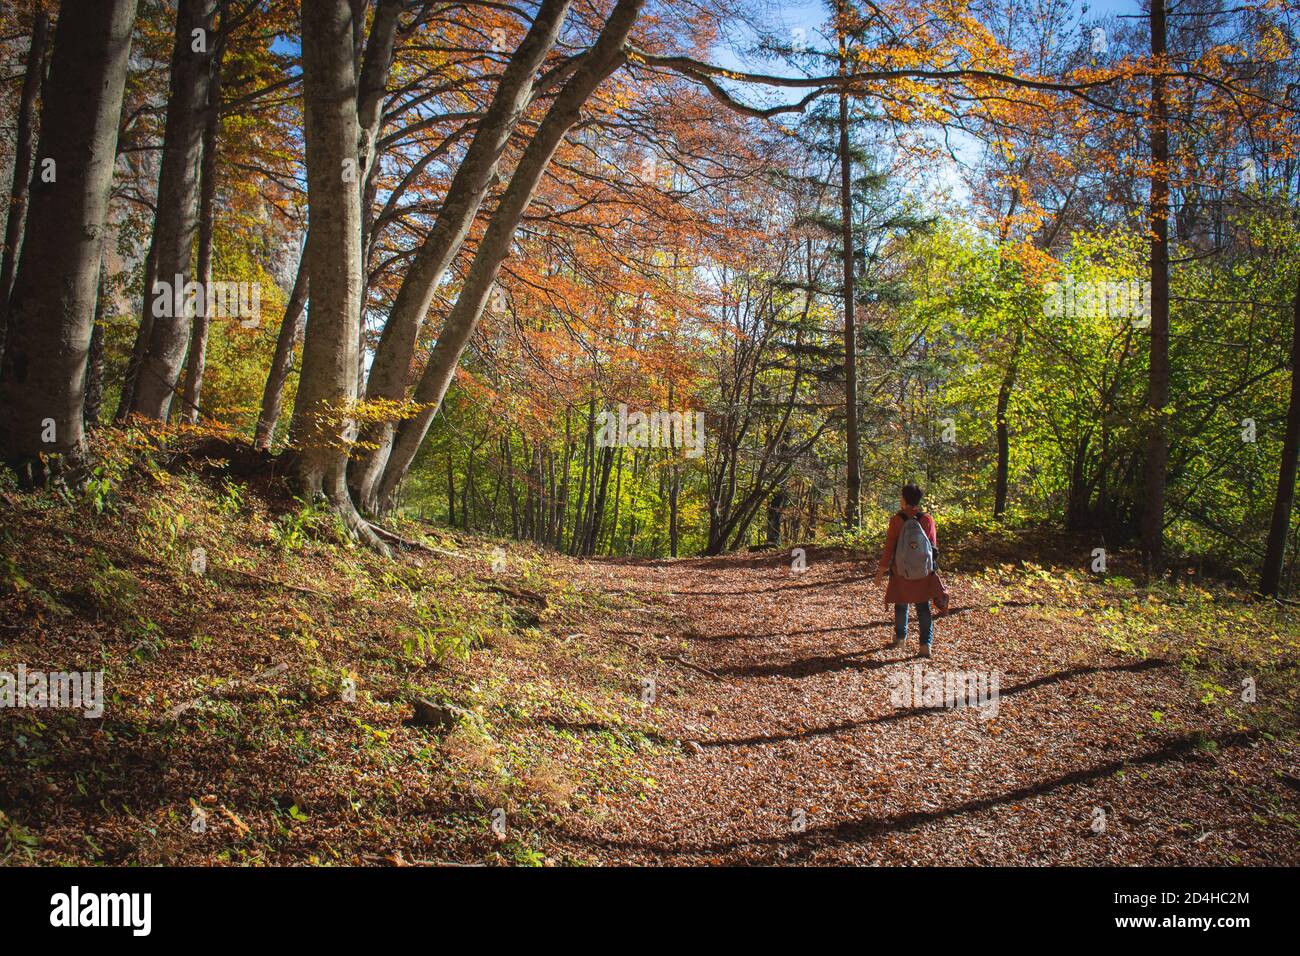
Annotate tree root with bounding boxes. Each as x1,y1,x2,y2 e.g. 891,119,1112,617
221,565,331,598
365,520,462,557
605,633,723,681
339,503,391,556
166,662,289,719
481,581,548,606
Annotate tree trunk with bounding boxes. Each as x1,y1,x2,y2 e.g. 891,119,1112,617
994,330,1022,518
84,263,109,431
524,437,537,540
254,240,308,448
546,444,558,545
584,446,614,556
570,400,593,554
489,442,504,533
356,0,401,276
626,449,642,554
115,232,157,421
352,0,403,402
350,0,573,510
374,0,644,512
464,448,475,529
0,0,137,479
506,434,519,537
355,0,402,188
668,382,680,556
129,0,218,420
290,0,385,552
669,452,680,558
0,5,49,357
179,36,225,424
554,412,572,546
837,29,861,529
766,485,786,546
607,447,624,553
446,450,456,526
1260,277,1300,597
1141,0,1171,570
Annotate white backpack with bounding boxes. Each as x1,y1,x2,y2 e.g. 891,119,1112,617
894,510,935,580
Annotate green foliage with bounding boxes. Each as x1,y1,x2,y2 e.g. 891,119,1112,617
400,599,492,664
215,479,245,519
84,550,141,620
0,810,39,861
889,210,1300,574
271,499,333,552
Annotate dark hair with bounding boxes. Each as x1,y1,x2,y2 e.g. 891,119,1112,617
902,483,923,507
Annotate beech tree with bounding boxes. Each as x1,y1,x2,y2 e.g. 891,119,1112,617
0,3,48,353
126,0,218,421
0,0,1294,584
373,0,647,511
350,0,575,512
0,0,138,480
1260,278,1300,598
290,0,381,547
178,6,229,424
1141,0,1172,569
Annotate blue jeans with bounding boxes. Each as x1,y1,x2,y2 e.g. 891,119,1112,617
894,602,933,645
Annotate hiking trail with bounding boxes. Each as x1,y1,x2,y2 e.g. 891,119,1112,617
551,547,1291,865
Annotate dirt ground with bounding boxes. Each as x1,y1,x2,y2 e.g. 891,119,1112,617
551,547,1299,865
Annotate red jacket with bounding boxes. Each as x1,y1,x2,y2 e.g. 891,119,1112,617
877,508,945,606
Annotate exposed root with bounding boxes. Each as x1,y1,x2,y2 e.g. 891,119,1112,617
481,582,548,605
604,632,724,681
292,463,392,558
366,520,462,557
221,565,331,598
333,494,392,557
174,435,285,478
4,446,92,492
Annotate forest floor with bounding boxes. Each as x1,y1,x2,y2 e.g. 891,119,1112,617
553,544,1300,864
1,446,1298,865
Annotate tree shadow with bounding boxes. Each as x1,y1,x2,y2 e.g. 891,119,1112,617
659,572,865,597
592,545,865,571
559,729,1252,863
767,729,1250,864
701,658,1171,747
686,620,892,643
712,646,900,679
685,602,1045,643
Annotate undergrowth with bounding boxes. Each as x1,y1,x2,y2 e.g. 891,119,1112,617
0,431,667,866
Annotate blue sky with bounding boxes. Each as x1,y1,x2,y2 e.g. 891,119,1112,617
740,0,1141,44
712,0,1148,76
706,1,1151,210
